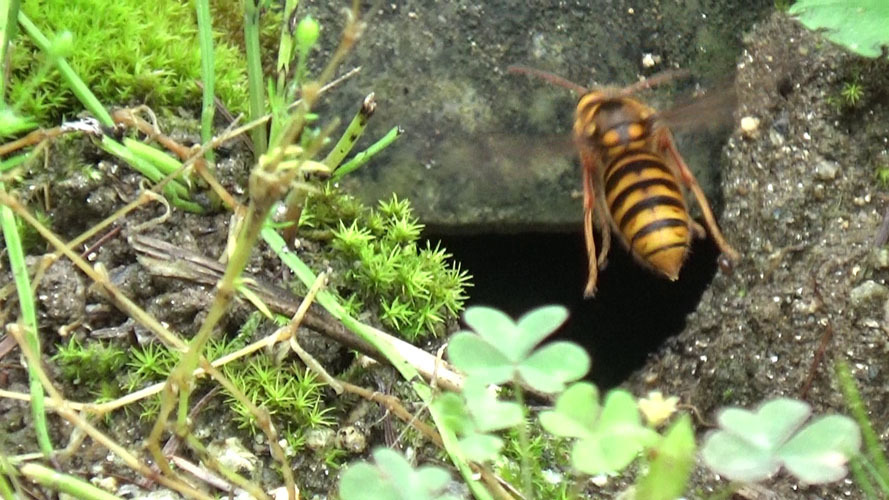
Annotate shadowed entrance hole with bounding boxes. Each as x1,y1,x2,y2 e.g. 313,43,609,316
427,231,720,388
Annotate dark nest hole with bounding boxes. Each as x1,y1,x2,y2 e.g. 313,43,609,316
426,230,720,388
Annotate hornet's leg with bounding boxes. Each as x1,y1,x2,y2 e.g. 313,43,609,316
594,186,611,269
657,128,740,266
617,69,691,97
581,152,606,298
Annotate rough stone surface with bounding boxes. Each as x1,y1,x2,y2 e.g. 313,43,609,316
304,0,772,229
625,13,889,497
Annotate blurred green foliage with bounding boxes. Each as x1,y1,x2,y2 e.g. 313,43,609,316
790,0,889,58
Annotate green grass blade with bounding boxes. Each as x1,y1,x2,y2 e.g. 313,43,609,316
836,360,889,491
122,137,191,180
99,136,199,212
0,472,12,500
0,183,52,457
17,13,113,127
0,151,32,172
850,454,881,499
243,0,267,157
324,94,375,170
274,0,298,96
0,0,22,104
194,0,214,163
331,126,402,182
20,463,121,500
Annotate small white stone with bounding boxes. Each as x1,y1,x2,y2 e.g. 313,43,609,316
642,53,660,68
207,437,258,474
740,116,760,137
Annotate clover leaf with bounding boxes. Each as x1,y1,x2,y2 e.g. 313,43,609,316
540,383,659,475
701,398,861,484
448,305,589,393
340,448,460,500
790,0,889,59
432,384,522,464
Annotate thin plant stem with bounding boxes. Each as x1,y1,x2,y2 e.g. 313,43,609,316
849,454,880,499
19,463,121,500
323,93,375,170
287,272,344,393
0,459,14,500
0,0,22,104
0,183,52,457
100,136,201,213
146,117,314,480
512,374,533,500
122,138,195,185
331,125,402,182
153,15,371,443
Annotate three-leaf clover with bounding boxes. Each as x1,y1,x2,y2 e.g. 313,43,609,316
433,379,524,463
447,305,590,393
340,448,460,500
701,398,861,484
539,382,659,475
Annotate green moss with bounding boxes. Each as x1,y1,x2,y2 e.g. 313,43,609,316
124,341,178,392
841,80,864,106
314,191,471,340
298,183,365,233
121,312,333,445
13,0,249,124
826,74,866,113
52,337,127,385
15,209,50,254
222,355,334,452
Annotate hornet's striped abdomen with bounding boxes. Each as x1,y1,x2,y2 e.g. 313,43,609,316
602,151,691,279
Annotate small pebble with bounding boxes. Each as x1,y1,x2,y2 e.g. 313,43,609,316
814,159,839,180
740,116,760,137
850,280,889,311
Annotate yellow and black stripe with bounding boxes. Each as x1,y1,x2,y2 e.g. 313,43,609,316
602,151,691,279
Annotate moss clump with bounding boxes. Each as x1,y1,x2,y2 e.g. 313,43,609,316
313,191,471,340
14,0,249,124
840,80,864,106
53,337,127,384
222,356,333,452
53,337,128,409
120,312,332,451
